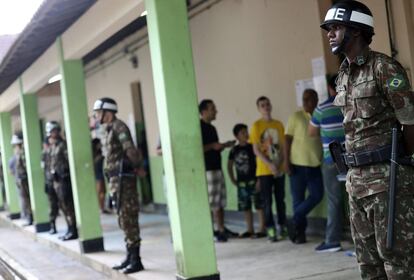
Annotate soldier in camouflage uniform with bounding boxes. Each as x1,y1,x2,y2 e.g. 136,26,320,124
11,132,33,226
321,1,414,279
41,136,59,234
46,121,78,241
93,97,144,274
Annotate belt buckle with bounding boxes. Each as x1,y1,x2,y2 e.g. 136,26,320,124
345,154,357,166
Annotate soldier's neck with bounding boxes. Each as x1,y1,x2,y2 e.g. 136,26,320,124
345,42,368,65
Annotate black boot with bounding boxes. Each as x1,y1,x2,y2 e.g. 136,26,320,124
62,225,78,241
49,221,57,234
123,246,144,274
112,246,131,270
23,214,33,226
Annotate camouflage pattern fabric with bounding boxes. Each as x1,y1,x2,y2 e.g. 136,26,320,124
334,48,414,278
110,176,140,247
102,118,142,248
334,49,414,198
49,138,76,227
15,148,32,216
349,191,414,279
42,146,59,222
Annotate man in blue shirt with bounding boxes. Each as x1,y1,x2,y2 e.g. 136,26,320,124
309,75,346,252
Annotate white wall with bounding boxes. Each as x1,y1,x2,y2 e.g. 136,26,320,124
85,0,327,156
83,0,407,157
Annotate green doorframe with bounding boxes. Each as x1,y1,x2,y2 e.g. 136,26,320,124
146,0,220,279
57,38,104,253
0,112,20,219
19,79,50,232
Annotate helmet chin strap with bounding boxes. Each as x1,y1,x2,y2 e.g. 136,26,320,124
332,27,352,55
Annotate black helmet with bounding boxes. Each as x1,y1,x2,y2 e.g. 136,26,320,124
45,121,61,136
93,97,118,113
320,0,374,35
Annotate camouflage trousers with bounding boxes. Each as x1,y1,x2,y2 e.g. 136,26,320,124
53,179,76,227
17,179,32,217
349,192,414,279
109,176,140,248
46,182,59,223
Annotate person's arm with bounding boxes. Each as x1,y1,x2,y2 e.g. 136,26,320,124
203,142,223,152
253,143,277,175
116,122,145,176
308,124,320,137
309,107,321,137
283,135,293,175
377,59,414,155
227,159,237,186
403,125,414,155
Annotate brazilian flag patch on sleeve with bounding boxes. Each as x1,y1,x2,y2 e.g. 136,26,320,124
119,132,128,142
387,74,407,91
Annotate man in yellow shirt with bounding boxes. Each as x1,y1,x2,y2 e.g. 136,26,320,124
250,96,287,242
284,89,323,244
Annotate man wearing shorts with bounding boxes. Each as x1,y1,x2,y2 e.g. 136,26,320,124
199,99,235,242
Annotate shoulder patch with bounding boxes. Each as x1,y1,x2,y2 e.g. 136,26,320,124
387,74,406,91
119,132,128,142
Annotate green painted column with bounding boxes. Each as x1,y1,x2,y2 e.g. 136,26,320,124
145,1,220,279
0,112,20,219
57,38,103,253
19,80,51,232
0,157,4,210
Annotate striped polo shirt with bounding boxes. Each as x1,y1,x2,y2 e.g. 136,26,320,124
310,96,345,164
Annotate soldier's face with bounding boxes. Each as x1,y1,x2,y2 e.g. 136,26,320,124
326,24,346,54
50,130,59,139
94,110,104,123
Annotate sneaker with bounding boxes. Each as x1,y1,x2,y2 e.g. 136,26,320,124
215,231,228,242
277,225,288,239
239,231,254,238
315,242,342,253
267,228,278,242
224,227,239,238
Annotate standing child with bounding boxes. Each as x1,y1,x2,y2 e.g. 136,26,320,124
250,96,287,242
228,124,266,238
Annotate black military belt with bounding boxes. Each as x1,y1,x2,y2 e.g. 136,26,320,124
342,145,392,167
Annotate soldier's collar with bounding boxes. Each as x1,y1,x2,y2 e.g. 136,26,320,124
339,48,371,70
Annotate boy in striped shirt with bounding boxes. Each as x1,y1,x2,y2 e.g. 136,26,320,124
309,75,345,253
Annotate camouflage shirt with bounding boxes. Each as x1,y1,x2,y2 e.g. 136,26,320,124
102,118,141,176
49,137,70,179
41,145,54,183
334,48,414,198
15,148,27,180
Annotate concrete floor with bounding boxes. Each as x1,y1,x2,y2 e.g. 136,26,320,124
0,211,361,280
